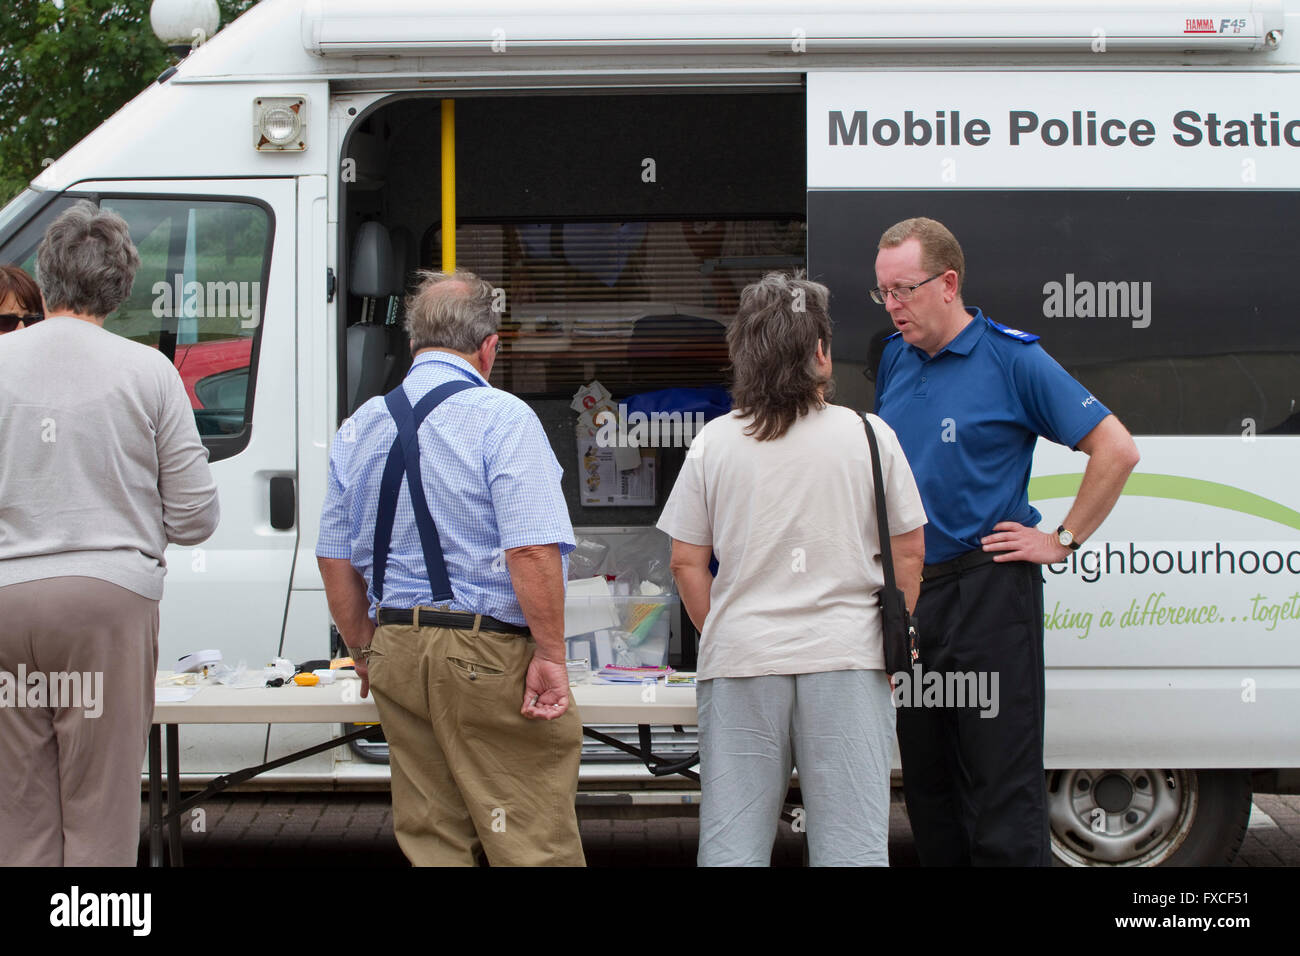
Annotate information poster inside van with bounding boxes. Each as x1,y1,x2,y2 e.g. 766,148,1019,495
577,442,656,507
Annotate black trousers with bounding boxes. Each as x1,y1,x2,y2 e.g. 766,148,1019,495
896,558,1052,866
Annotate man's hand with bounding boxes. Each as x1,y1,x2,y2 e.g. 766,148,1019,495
349,622,375,698
981,521,1069,565
982,416,1138,567
521,653,570,720
354,620,375,698
318,557,376,698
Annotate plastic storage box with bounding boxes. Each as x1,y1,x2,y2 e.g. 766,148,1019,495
564,592,677,670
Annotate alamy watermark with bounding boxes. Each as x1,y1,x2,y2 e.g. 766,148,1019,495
0,666,103,718
1041,273,1151,328
594,406,707,448
50,886,150,936
151,274,261,328
891,664,1000,718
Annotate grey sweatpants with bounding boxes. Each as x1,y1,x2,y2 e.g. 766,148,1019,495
697,669,895,866
0,577,159,866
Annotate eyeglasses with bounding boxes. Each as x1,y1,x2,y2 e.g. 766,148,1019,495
0,313,43,333
869,273,944,305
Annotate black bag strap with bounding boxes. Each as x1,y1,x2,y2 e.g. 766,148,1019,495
860,412,898,596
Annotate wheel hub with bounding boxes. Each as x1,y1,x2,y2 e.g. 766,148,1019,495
1048,769,1197,866
1092,772,1135,813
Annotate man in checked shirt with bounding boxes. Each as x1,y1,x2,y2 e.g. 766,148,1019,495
317,270,583,867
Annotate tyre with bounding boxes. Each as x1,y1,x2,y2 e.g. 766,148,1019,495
1047,769,1251,866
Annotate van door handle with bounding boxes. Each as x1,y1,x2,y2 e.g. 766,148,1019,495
269,476,296,530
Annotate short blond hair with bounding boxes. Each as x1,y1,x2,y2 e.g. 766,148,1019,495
878,217,965,293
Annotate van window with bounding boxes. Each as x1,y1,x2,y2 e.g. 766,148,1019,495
811,189,1300,435
100,197,271,449
450,218,806,398
0,190,54,245
0,192,84,270
342,91,806,405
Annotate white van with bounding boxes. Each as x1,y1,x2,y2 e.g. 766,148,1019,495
2,0,1298,866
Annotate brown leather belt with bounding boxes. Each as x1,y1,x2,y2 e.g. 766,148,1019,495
376,608,530,635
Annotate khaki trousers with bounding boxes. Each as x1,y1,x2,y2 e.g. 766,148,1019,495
0,576,159,867
368,616,585,866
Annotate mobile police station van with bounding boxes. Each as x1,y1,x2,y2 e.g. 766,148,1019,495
2,0,1298,866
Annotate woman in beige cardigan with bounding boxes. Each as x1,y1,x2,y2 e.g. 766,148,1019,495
0,202,221,865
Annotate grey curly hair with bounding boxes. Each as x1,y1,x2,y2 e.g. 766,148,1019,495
36,200,140,318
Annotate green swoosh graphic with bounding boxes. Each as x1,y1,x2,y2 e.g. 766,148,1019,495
1028,473,1300,532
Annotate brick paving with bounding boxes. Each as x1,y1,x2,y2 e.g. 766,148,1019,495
1233,794,1300,867
138,792,1299,866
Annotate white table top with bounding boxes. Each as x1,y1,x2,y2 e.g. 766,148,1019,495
153,672,698,726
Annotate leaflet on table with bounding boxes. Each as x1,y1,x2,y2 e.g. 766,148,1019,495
595,665,675,683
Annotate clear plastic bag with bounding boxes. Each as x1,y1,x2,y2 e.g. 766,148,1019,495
568,527,676,595
568,537,610,580
210,660,267,689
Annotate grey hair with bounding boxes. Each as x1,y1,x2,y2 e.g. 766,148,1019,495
36,200,141,318
404,269,499,353
727,271,834,442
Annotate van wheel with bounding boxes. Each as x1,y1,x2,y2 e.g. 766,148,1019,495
1046,769,1251,866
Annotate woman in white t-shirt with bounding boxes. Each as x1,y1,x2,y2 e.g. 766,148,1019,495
657,272,926,867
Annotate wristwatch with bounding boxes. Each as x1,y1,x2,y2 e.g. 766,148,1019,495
1056,525,1081,551
346,643,372,662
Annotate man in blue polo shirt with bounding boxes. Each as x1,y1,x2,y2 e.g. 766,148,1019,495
873,217,1140,866
317,270,583,866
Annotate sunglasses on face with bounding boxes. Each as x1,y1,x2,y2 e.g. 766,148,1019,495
0,313,43,333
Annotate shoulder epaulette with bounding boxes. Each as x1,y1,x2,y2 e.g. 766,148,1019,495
985,316,1040,343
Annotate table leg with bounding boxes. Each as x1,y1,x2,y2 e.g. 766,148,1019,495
148,725,163,867
166,724,183,867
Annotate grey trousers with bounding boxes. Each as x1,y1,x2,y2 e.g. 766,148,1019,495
0,577,159,866
697,669,895,867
